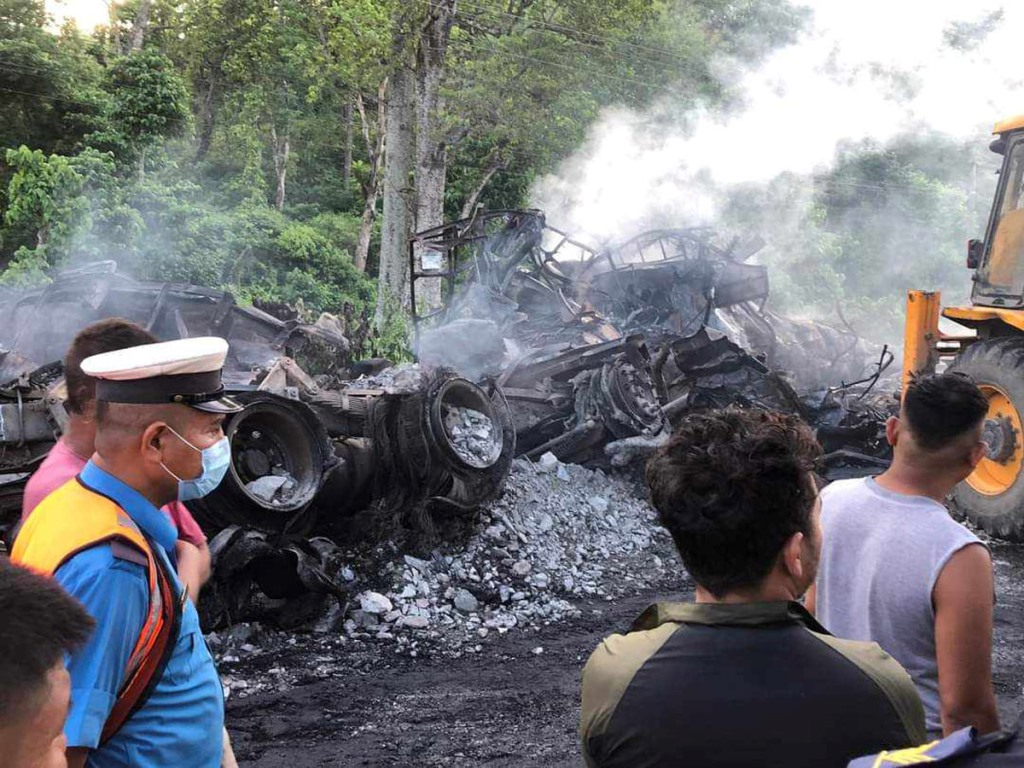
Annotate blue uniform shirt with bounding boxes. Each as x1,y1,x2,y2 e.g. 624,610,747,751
56,462,224,767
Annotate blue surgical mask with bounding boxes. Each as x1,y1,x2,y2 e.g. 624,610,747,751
160,426,232,502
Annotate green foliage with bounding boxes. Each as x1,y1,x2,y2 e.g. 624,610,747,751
0,0,111,160
365,292,412,362
105,52,190,169
0,0,807,358
2,146,88,272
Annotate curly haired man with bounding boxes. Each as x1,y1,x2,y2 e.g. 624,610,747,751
580,408,926,768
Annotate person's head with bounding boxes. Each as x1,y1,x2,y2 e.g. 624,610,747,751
889,373,989,482
646,407,823,601
94,400,228,507
0,559,94,768
86,336,240,506
65,319,159,421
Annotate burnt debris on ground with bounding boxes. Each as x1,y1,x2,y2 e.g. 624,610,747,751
0,211,894,631
211,453,678,693
413,209,896,475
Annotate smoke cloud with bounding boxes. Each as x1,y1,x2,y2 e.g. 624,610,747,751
532,1,1020,242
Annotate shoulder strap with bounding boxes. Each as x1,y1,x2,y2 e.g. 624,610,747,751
100,543,184,745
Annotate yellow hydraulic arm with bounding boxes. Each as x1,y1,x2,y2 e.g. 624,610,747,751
902,291,943,393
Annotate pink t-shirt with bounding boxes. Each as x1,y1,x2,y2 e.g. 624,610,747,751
21,437,207,547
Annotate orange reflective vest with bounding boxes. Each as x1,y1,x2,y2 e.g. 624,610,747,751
12,477,183,744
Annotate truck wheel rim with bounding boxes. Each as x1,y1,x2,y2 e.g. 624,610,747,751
968,384,1024,496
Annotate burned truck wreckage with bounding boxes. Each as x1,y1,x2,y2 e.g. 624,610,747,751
412,209,894,472
0,213,892,625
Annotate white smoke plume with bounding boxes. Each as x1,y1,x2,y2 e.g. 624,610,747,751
532,1,1022,242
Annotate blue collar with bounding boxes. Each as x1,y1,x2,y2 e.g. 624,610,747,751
79,461,179,556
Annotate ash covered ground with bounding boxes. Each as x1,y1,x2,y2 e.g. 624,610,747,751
214,456,1024,767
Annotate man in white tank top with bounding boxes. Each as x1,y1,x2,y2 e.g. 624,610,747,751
809,372,999,738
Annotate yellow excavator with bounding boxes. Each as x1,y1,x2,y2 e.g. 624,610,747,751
904,114,1024,539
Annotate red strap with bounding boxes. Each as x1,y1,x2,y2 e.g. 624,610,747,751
100,549,184,745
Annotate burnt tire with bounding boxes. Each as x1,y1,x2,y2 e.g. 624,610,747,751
948,337,1024,540
188,393,334,536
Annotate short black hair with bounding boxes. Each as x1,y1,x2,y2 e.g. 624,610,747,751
904,373,988,451
645,408,822,597
65,318,158,414
0,558,94,722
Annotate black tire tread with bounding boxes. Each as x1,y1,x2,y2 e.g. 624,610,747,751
948,337,1024,540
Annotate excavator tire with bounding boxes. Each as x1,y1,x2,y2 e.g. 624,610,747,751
948,337,1024,540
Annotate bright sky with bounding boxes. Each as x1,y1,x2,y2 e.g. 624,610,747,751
46,0,108,33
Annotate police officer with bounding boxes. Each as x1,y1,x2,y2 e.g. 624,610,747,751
13,337,240,767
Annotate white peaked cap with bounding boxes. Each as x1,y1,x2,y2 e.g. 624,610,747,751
82,337,229,379
81,337,241,413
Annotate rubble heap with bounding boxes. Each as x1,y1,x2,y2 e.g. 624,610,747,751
344,454,674,652
215,454,677,664
210,453,680,701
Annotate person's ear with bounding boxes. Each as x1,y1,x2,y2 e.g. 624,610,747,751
782,531,805,583
79,400,98,423
885,416,900,447
141,422,167,462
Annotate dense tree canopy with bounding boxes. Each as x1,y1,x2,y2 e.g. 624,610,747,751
0,0,983,350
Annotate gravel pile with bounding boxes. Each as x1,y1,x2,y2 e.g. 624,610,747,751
444,405,498,466
210,453,681,698
342,453,676,654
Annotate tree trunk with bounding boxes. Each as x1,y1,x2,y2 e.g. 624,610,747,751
354,84,387,273
270,124,290,212
460,156,507,219
129,0,152,51
109,2,123,56
412,0,457,310
376,66,415,329
195,75,219,162
342,101,354,194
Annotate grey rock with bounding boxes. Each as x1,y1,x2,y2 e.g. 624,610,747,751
484,524,506,541
537,452,560,474
530,573,550,589
246,475,288,502
403,555,431,572
359,591,393,615
349,609,379,629
453,589,479,613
